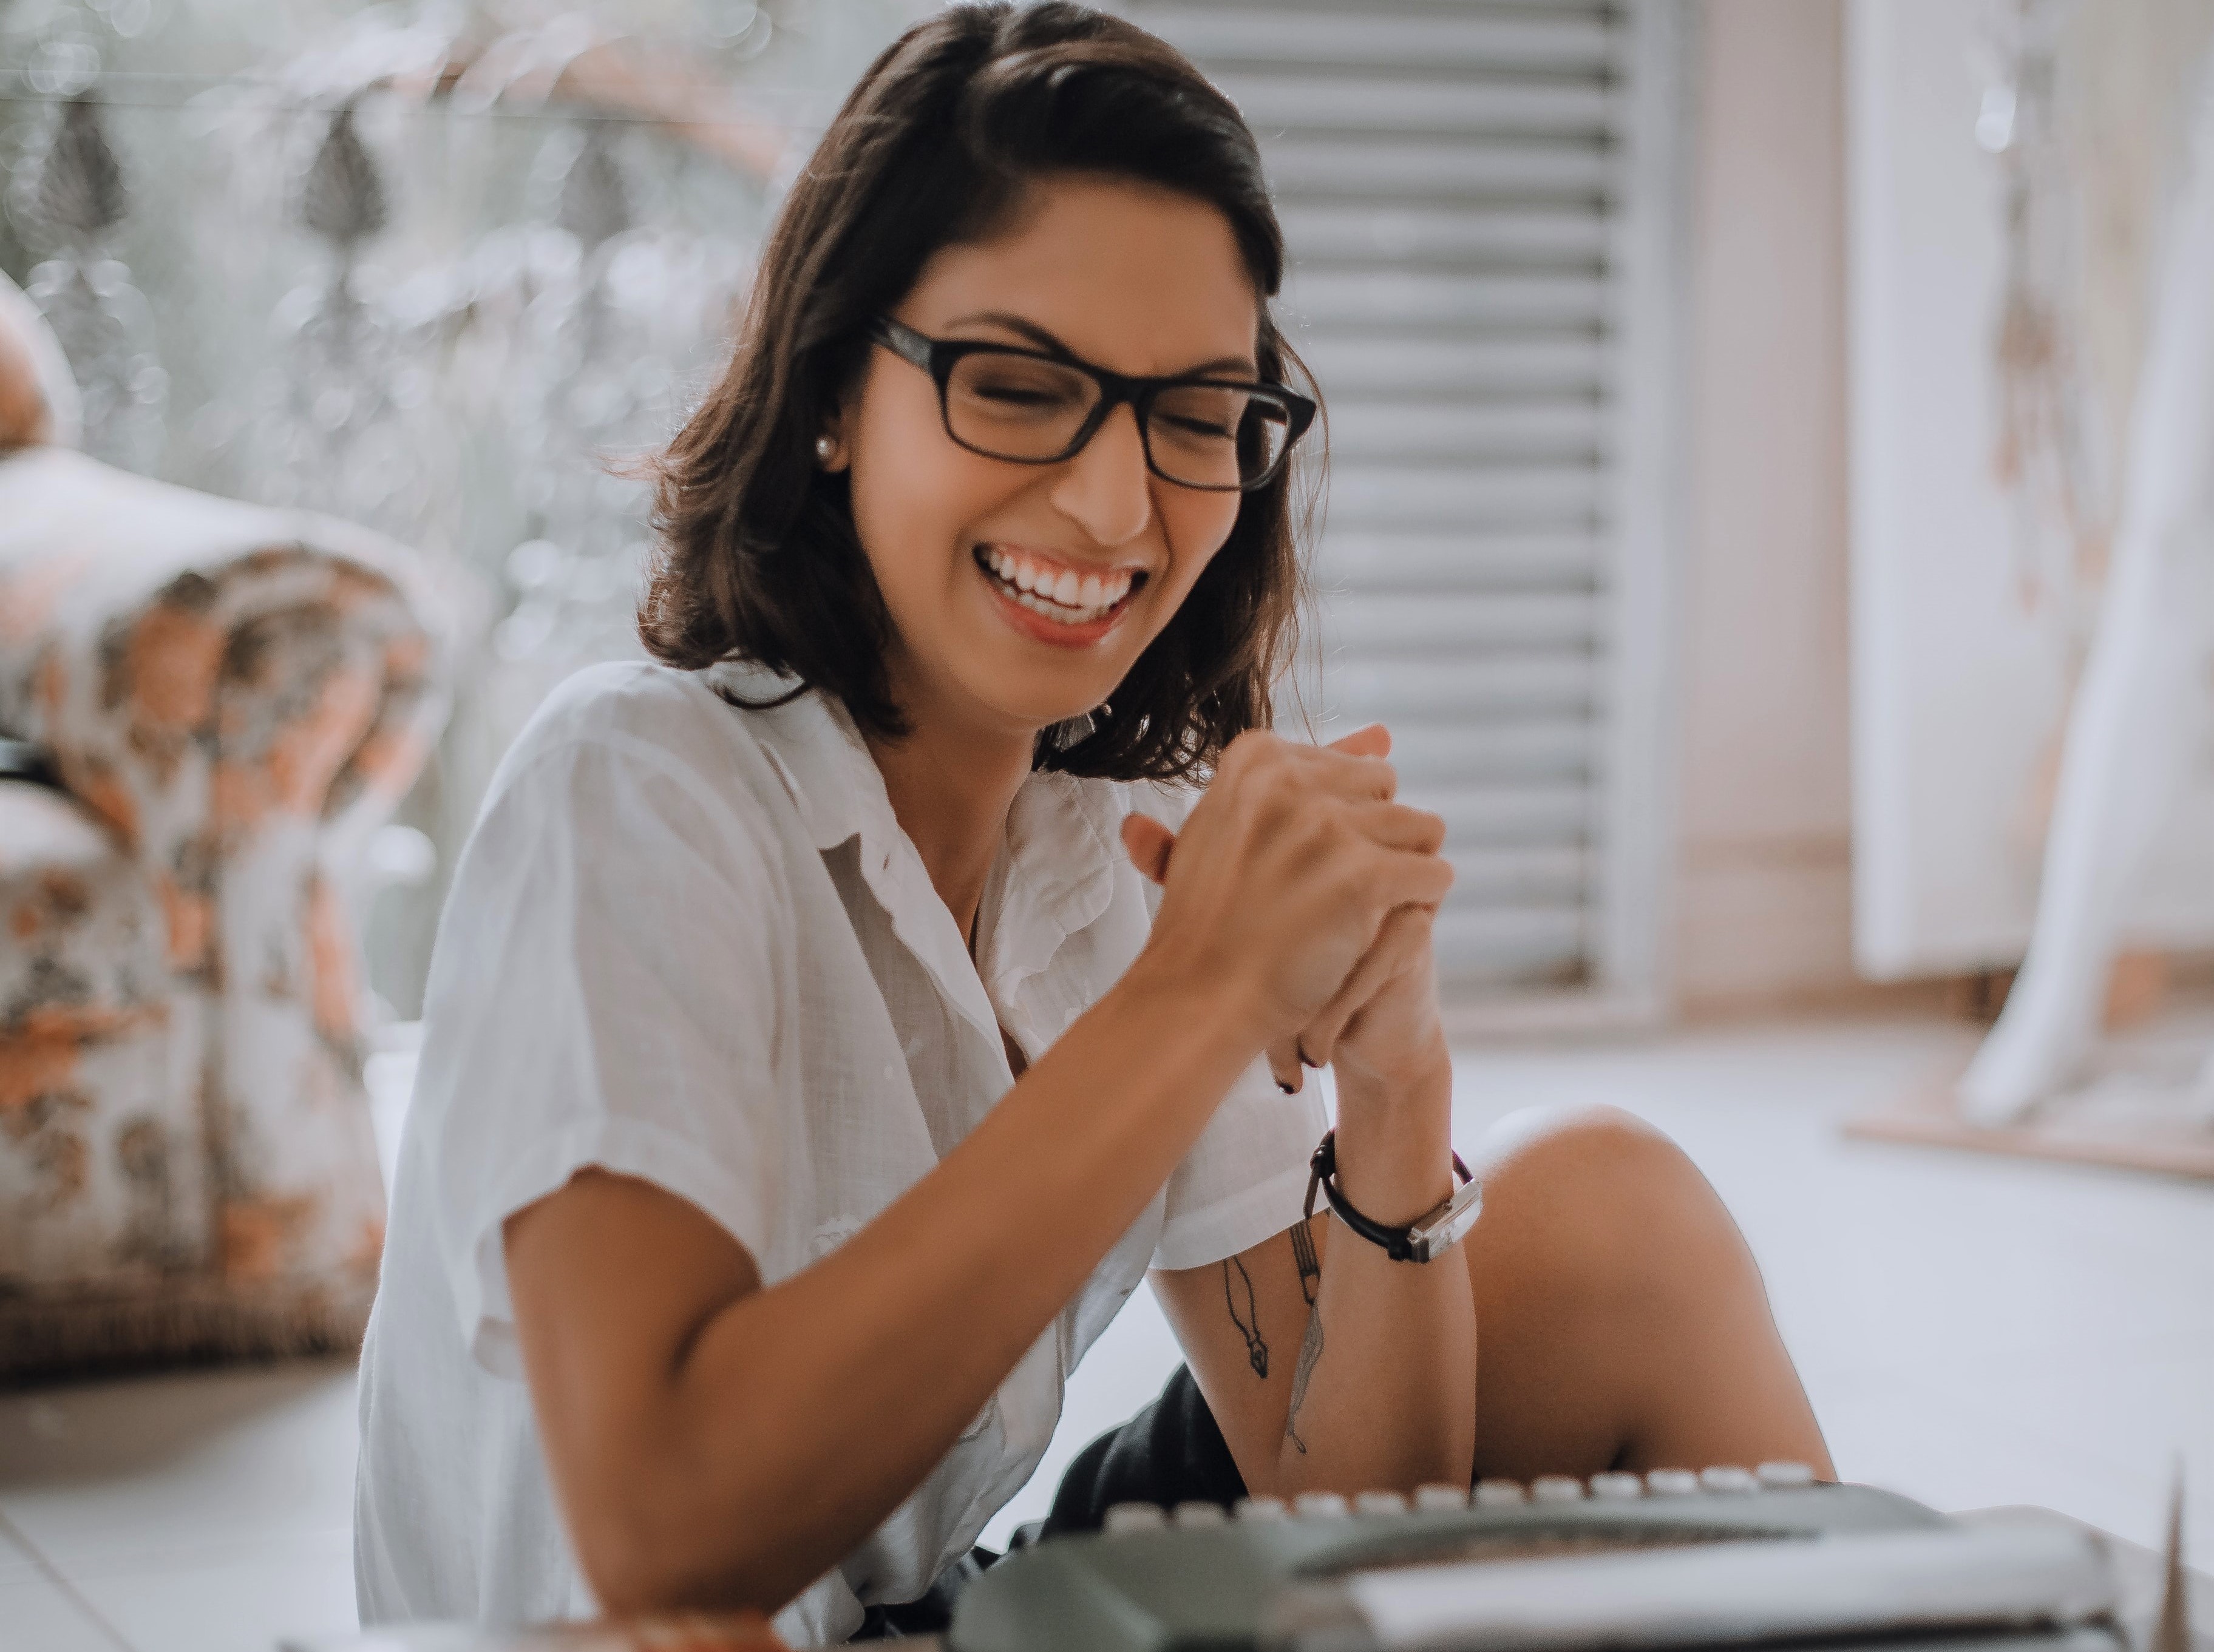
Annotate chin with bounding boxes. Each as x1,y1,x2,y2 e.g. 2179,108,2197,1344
959,664,1122,742
1008,689,1119,738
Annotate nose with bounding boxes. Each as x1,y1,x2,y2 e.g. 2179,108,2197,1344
1048,402,1153,549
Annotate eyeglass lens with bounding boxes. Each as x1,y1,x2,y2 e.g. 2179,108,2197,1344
943,351,1293,489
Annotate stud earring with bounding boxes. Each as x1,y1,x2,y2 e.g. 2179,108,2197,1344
815,435,835,462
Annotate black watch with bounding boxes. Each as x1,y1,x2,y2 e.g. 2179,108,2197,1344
1302,1129,1482,1263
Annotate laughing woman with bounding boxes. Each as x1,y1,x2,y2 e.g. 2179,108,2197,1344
353,5,1831,1643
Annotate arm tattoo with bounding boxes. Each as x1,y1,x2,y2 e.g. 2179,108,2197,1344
1290,1218,1320,1307
1285,1306,1323,1455
1221,1255,1268,1378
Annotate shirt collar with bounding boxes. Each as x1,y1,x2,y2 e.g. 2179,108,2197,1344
704,662,883,857
704,662,1128,1041
983,769,1123,1002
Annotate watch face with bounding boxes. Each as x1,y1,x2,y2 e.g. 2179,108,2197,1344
1411,1183,1484,1259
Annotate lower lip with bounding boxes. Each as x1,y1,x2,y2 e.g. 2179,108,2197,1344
976,556,1138,649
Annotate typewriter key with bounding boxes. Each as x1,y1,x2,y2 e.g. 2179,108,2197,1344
1104,1502,1166,1534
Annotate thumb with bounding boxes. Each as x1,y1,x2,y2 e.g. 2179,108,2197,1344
1121,813,1176,885
1326,722,1393,759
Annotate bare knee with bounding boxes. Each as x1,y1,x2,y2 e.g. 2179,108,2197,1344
1473,1102,1697,1206
1461,1106,1821,1477
1469,1105,1750,1311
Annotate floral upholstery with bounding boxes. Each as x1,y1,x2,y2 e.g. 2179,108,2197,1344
0,444,450,1376
0,266,77,449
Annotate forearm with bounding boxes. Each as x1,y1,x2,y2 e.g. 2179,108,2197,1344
1270,1043,1476,1496
610,966,1265,1610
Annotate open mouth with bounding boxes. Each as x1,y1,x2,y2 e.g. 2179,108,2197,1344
974,544,1147,628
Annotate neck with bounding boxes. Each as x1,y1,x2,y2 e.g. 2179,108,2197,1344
863,683,1039,952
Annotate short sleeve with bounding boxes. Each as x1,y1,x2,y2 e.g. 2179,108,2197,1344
1151,1055,1328,1271
413,726,790,1378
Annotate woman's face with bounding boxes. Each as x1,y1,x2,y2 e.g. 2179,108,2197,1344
837,175,1259,742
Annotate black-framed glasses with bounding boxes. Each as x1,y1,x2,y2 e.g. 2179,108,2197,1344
868,315,1316,493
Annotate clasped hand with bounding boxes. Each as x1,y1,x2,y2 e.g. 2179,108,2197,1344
1122,725,1453,1099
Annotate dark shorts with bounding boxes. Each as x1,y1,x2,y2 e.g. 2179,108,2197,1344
853,1364,1240,1639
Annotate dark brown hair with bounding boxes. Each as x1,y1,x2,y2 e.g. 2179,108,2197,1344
639,1,1317,781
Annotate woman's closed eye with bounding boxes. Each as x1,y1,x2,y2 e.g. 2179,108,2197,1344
1151,387,1247,447
1155,409,1238,441
971,379,1078,408
954,357,1095,424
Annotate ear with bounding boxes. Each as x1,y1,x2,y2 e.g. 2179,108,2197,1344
1121,812,1175,885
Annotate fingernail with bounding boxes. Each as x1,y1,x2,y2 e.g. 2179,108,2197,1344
1301,1054,1322,1069
1278,1080,1295,1095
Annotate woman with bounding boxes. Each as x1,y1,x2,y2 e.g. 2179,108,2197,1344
354,5,1831,1643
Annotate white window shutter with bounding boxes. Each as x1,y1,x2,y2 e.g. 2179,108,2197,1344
1122,0,1691,1022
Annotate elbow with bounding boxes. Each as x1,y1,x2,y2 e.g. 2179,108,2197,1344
565,1465,796,1619
569,1501,705,1617
574,1515,761,1619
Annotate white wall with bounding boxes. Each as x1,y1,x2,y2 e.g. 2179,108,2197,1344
1672,0,1860,1010
1847,0,2214,980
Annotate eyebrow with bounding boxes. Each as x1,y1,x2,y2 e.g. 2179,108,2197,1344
943,309,1259,379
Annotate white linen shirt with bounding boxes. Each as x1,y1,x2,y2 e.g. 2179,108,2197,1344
353,660,1325,1646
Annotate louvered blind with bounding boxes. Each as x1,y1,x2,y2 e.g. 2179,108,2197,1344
1122,0,1686,1012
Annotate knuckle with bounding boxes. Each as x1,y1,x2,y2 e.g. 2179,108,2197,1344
1221,730,1268,777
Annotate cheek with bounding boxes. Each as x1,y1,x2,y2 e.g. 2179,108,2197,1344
1155,492,1246,601
848,389,1000,592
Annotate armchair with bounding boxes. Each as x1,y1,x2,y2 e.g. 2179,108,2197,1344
0,270,452,1377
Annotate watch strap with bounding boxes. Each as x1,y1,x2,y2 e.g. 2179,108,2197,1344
1301,1129,1482,1264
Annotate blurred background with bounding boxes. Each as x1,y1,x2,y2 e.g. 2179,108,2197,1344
0,2,2209,1649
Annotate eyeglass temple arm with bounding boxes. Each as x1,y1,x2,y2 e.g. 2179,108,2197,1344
869,316,936,371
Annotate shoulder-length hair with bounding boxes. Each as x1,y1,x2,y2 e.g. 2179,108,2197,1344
639,1,1317,782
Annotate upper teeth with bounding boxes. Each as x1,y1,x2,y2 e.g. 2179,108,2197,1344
982,547,1136,619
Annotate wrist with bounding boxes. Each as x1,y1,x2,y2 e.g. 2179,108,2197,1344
1119,943,1274,1055
1328,1039,1455,1227
1333,1030,1452,1120
1105,952,1274,1101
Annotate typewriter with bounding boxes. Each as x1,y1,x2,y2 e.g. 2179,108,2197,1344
949,1465,2136,1652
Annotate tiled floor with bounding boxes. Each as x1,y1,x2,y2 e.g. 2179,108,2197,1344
3,1014,2210,1650
0,1361,359,1651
